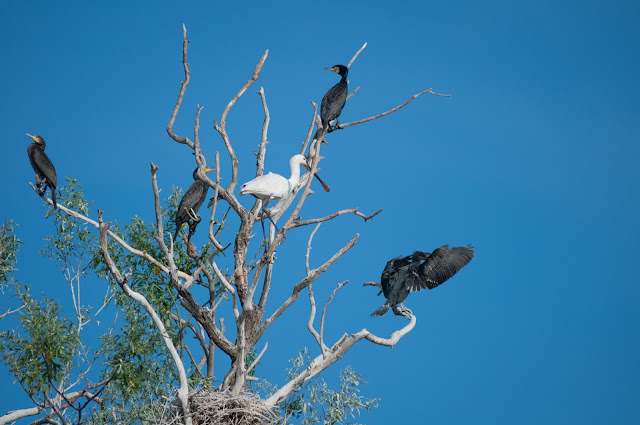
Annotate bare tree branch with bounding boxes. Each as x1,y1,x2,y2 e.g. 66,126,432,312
292,208,383,229
28,182,196,284
320,281,348,356
347,42,367,68
329,88,450,133
305,223,322,276
300,101,319,156
256,87,270,177
0,304,25,320
246,342,268,375
97,212,192,425
0,406,43,425
214,49,269,193
249,233,359,349
265,313,416,408
166,24,194,148
171,312,209,358
307,284,327,354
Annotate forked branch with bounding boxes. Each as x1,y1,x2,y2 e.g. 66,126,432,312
265,313,416,408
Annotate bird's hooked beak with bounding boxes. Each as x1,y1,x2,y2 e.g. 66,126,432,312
204,166,216,173
26,133,37,141
324,66,339,74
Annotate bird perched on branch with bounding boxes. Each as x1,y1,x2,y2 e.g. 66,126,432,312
314,64,349,141
369,245,474,318
26,133,58,207
240,154,330,232
174,167,215,242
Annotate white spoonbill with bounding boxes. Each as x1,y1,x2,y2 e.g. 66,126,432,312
240,154,329,227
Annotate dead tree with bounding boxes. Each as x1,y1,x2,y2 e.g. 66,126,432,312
21,25,450,424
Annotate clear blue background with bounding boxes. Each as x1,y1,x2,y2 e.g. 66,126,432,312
1,1,639,424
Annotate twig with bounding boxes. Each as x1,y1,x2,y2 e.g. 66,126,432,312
292,208,382,229
171,312,209,357
320,281,348,356
347,42,367,68
246,342,268,375
346,86,360,101
211,261,239,320
0,304,26,320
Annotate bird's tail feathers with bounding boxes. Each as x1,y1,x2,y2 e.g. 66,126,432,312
51,188,57,208
371,302,391,317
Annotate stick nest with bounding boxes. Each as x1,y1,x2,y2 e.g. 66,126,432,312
159,389,279,425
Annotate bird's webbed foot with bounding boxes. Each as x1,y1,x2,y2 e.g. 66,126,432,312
34,181,45,195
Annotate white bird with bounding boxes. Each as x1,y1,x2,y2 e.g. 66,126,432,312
240,153,306,212
240,154,330,233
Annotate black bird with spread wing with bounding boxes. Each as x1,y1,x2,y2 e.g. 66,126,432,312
314,64,348,141
26,134,58,207
370,245,474,318
174,167,215,242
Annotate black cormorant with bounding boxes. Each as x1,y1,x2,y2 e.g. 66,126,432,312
371,245,474,317
174,167,215,241
26,133,58,207
314,64,348,141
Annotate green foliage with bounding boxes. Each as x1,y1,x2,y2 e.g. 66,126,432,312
1,177,380,424
0,219,21,285
278,348,379,425
41,178,95,266
0,284,80,398
100,300,176,399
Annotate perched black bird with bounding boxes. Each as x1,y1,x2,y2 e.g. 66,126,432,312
371,245,474,317
26,133,58,207
174,167,215,241
314,64,349,141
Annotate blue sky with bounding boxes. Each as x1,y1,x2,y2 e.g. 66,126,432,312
1,1,639,424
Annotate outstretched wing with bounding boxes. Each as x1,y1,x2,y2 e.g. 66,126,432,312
410,245,474,291
380,255,411,298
